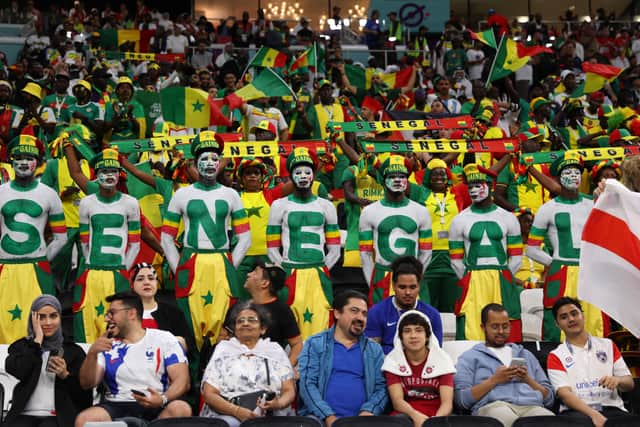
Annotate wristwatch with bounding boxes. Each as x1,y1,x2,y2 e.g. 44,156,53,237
161,394,168,408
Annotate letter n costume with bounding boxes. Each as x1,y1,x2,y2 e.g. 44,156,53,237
161,132,250,349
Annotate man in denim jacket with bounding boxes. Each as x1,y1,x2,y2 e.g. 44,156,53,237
454,303,554,427
298,290,388,426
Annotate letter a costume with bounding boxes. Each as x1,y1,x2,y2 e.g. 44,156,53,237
448,164,523,340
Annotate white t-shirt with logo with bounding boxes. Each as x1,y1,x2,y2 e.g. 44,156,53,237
97,329,187,402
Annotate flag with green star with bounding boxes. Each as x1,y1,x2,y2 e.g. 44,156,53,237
160,87,229,128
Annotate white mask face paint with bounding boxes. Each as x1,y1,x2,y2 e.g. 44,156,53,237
560,167,582,190
468,182,490,203
97,168,119,189
292,165,313,189
197,151,220,180
13,156,37,178
385,173,408,193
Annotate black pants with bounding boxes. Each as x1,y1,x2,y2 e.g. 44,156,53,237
560,406,630,420
7,415,58,427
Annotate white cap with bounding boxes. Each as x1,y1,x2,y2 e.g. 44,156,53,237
560,69,575,80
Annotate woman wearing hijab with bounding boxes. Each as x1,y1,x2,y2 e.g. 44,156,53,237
200,301,296,426
5,295,92,427
382,310,456,427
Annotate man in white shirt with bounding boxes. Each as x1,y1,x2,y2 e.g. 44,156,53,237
466,41,485,81
214,42,236,69
241,99,288,141
75,292,191,426
547,297,634,427
166,24,189,55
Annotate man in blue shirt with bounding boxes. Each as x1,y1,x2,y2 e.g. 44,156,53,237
365,255,443,353
298,290,388,426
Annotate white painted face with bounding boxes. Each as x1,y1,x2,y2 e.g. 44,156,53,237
468,182,490,203
292,165,313,189
560,166,582,190
197,151,220,180
97,168,119,189
12,155,37,178
384,173,408,193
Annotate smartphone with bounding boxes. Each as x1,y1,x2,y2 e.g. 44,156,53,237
131,389,147,397
510,357,526,367
262,391,276,401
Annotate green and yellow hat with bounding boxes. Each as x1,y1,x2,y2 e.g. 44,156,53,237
550,151,583,177
286,147,316,172
90,148,121,170
421,158,451,186
475,108,495,123
21,82,42,101
190,130,224,158
116,76,134,89
237,157,267,177
8,134,44,158
73,80,92,92
379,154,410,177
463,163,490,183
530,97,551,112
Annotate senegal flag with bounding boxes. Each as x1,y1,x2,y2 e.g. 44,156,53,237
488,38,552,82
160,87,230,128
468,29,497,49
290,44,323,72
224,68,296,109
345,64,413,89
249,46,288,68
99,29,154,52
571,63,624,97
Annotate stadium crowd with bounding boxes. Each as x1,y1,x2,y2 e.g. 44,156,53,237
0,2,637,427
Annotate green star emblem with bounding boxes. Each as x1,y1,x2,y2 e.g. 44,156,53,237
303,308,313,323
246,206,263,218
201,291,213,306
523,181,538,193
95,301,105,316
8,304,21,320
192,100,204,112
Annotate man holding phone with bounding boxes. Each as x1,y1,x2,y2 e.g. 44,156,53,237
454,303,554,427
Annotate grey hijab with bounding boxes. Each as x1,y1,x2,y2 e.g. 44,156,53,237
27,295,64,351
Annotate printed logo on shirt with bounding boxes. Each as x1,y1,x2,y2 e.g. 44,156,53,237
565,356,575,368
400,365,407,373
426,366,433,374
386,321,397,327
596,350,607,363
146,349,155,361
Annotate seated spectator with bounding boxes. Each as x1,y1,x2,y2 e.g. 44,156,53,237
5,295,92,427
454,303,555,427
298,290,388,425
200,301,296,427
166,24,189,55
547,297,635,427
130,262,195,354
191,42,213,70
365,255,443,354
75,291,191,427
383,310,455,427
215,42,236,69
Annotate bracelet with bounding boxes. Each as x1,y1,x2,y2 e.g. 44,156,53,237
234,405,241,417
161,394,168,408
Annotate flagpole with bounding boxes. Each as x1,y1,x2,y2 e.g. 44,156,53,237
485,34,505,89
313,42,318,80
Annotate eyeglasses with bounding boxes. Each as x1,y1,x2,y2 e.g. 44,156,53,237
105,308,131,318
236,316,260,324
